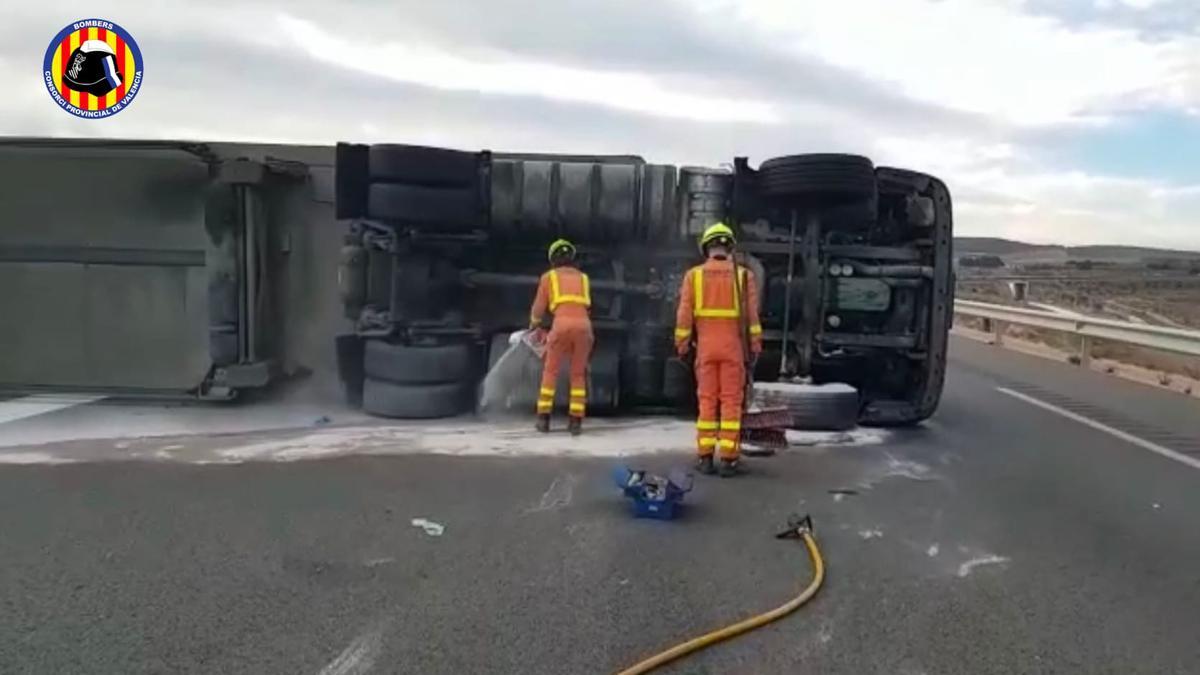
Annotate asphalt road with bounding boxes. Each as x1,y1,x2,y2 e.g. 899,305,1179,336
2,336,1199,674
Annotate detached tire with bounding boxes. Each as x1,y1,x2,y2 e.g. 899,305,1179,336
367,183,478,226
368,144,480,186
758,154,877,204
754,382,860,431
364,340,475,385
363,379,472,419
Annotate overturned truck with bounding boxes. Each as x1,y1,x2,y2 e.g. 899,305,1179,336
334,144,954,427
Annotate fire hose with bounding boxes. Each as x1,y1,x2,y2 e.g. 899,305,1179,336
615,516,825,675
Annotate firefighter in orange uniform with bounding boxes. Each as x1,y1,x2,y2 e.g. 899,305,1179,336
529,238,593,436
675,223,763,476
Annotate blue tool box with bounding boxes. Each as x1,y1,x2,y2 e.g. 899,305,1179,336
613,466,694,520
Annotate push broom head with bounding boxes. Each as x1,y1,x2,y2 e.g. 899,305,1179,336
741,407,792,455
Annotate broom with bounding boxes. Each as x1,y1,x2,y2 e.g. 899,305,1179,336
734,253,791,455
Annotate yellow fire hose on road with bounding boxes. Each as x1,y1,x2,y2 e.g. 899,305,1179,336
616,516,826,675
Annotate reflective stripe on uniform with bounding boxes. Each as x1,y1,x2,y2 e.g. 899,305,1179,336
698,437,718,448
540,388,555,397
717,439,737,449
537,400,554,412
674,327,691,339
693,267,747,319
569,388,587,398
696,419,719,431
569,403,585,414
720,420,741,431
749,324,763,336
548,269,591,311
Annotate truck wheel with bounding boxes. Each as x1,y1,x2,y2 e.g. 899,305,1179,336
758,154,878,205
363,378,472,419
368,144,480,186
367,183,478,226
662,357,697,412
364,339,476,385
335,142,369,219
753,382,860,431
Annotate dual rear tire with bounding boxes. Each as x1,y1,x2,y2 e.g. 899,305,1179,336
343,143,484,229
361,340,477,419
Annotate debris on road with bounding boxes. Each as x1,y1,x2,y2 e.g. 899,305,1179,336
828,489,859,501
410,518,445,537
855,454,938,491
528,473,577,512
786,428,887,447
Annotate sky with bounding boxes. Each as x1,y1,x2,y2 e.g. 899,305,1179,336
3,0,1200,250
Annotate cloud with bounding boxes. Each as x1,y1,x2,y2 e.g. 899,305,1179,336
699,0,1198,126
1,0,1198,248
1023,0,1200,39
275,15,780,124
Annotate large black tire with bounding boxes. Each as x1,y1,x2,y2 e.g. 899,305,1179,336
335,143,369,219
364,340,475,385
663,357,697,412
335,334,366,408
758,154,877,204
209,331,238,367
367,183,478,226
754,382,860,431
368,144,480,186
363,378,472,419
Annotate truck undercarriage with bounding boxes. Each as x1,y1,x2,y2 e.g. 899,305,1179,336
334,144,954,427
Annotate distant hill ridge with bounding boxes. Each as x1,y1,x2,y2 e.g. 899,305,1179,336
955,237,1200,262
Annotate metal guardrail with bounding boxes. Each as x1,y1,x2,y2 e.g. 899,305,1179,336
954,300,1200,360
957,274,1200,283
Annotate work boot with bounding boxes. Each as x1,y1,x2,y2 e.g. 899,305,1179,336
535,414,551,433
568,416,583,436
695,455,716,475
719,458,740,478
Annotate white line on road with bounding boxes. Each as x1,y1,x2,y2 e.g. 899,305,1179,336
0,452,77,465
996,387,1200,471
957,555,1010,577
0,394,104,426
317,624,384,675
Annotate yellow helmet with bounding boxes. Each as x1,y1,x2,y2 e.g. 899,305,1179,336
547,238,577,262
699,222,736,252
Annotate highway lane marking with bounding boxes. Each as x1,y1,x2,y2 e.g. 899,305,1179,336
997,387,1200,471
317,623,384,675
0,394,104,426
529,472,577,512
957,554,1010,577
0,452,76,464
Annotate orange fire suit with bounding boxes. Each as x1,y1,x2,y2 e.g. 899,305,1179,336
530,265,594,418
675,258,763,459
